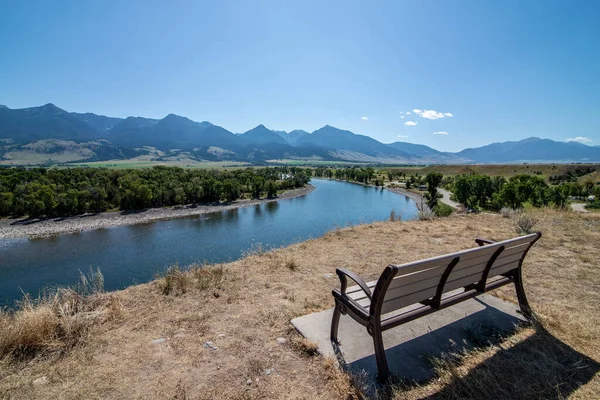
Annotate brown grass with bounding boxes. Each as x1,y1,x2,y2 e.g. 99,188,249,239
1,210,599,399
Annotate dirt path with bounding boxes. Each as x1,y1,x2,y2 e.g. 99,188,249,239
571,203,589,213
438,188,462,209
0,185,315,240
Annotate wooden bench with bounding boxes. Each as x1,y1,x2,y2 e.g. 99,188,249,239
331,232,541,382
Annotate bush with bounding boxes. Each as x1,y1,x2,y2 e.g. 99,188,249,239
585,201,600,210
0,270,120,360
514,212,538,234
418,208,436,220
500,207,517,218
156,264,189,296
433,203,454,217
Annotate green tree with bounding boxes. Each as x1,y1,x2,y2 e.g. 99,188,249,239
222,179,241,202
251,176,265,199
0,192,13,216
265,180,278,198
453,175,473,208
424,172,443,209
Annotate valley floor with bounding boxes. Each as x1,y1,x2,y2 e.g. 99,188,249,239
1,209,599,399
0,185,315,240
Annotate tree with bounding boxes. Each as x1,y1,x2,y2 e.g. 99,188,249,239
424,172,443,209
251,176,265,199
265,180,278,198
453,175,473,208
222,179,241,202
0,192,13,216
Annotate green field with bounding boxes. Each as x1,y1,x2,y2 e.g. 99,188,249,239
64,160,251,169
266,159,368,166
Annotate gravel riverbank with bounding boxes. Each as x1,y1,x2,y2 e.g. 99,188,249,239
0,185,315,240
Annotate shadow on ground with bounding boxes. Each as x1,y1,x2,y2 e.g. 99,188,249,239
337,302,600,399
416,325,600,400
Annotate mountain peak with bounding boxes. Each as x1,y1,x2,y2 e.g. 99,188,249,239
41,103,64,113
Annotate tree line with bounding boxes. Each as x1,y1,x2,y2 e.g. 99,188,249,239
449,173,600,210
312,166,600,211
0,166,311,218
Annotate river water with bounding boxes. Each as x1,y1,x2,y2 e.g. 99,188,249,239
0,179,417,307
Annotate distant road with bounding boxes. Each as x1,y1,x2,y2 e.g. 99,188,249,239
571,203,589,213
438,188,462,209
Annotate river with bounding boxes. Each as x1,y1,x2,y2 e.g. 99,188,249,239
0,179,417,307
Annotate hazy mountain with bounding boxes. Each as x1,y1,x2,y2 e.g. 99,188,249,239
109,114,244,150
286,130,310,145
242,125,288,145
0,104,100,143
297,125,413,162
70,112,123,136
455,137,600,163
387,142,468,163
2,103,599,164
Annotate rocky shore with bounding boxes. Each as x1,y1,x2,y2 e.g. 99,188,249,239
0,185,315,240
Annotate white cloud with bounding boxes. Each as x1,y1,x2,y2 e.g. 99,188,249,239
400,115,405,119
398,111,405,114
566,136,592,143
404,121,417,126
406,112,411,115
361,116,368,120
397,135,409,138
433,131,449,135
411,109,454,120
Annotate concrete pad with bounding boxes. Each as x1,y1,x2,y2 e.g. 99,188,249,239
291,294,525,384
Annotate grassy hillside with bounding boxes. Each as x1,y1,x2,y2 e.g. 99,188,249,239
1,210,598,398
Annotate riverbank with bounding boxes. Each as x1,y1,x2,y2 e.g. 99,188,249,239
1,209,598,398
385,185,427,208
0,184,315,240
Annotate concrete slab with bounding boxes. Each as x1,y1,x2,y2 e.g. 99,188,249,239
291,294,525,384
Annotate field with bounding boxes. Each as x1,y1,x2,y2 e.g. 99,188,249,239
64,160,251,169
266,159,367,166
384,163,600,181
1,209,599,399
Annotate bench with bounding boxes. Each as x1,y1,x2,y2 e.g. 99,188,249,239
331,232,541,382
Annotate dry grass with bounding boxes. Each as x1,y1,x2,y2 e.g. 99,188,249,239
1,210,599,399
0,289,122,361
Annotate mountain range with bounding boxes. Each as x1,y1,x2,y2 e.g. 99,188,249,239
0,103,599,165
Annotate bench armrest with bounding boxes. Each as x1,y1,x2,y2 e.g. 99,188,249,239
336,268,372,301
475,238,496,246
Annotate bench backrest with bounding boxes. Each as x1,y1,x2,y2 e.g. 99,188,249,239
373,233,541,315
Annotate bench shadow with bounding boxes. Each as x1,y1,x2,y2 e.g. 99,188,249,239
420,324,600,399
333,300,599,399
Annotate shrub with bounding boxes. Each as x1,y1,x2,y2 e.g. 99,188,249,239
434,203,454,218
156,264,189,296
418,208,436,220
500,207,516,218
586,201,600,210
514,213,538,234
0,270,119,360
192,265,224,291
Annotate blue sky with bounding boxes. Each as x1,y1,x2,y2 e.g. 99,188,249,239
1,0,598,152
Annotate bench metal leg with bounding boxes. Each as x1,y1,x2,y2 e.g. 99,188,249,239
330,301,342,344
513,269,532,320
373,328,390,383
